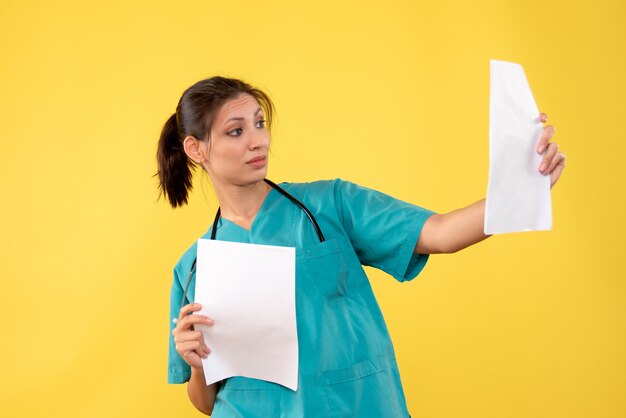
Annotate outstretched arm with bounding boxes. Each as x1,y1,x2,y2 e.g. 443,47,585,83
415,113,566,255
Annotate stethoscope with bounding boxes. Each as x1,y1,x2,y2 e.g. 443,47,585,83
179,178,326,309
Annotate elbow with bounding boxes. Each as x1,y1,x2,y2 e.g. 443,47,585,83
424,239,461,254
187,378,218,416
439,242,462,254
416,214,462,254
191,396,214,416
192,396,216,416
197,405,213,416
415,238,459,255
416,214,486,254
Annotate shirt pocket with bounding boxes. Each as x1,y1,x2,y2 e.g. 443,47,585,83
222,376,280,391
298,238,348,299
216,377,281,417
322,359,402,418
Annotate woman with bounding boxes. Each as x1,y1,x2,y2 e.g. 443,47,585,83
159,76,565,417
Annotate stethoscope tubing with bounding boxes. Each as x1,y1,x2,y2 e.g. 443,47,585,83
179,179,325,308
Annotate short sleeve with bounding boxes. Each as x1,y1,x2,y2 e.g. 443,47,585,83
168,265,192,384
334,180,436,282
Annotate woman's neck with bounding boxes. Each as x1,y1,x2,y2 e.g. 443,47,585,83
213,179,272,230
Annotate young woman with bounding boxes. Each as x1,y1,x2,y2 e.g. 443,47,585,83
159,76,565,417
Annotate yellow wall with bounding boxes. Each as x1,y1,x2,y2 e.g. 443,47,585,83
1,0,624,416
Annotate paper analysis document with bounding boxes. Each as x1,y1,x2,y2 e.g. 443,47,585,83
485,60,552,234
194,239,298,391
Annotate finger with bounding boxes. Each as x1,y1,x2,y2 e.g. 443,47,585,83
181,351,202,368
175,339,202,353
174,330,211,357
199,344,211,357
539,112,548,123
173,315,215,334
177,344,211,363
537,125,555,153
173,329,204,344
176,339,211,359
178,303,203,321
550,159,566,188
539,142,559,173
179,338,211,355
546,151,565,173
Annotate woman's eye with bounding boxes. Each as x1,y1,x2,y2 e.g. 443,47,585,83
256,119,266,129
227,128,243,136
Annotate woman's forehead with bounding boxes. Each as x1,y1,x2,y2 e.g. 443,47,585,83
216,94,262,121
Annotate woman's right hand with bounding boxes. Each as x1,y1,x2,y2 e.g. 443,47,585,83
172,303,214,369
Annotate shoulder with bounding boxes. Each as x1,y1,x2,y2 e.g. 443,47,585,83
276,179,378,227
280,178,385,206
277,179,350,211
278,178,362,201
279,178,341,194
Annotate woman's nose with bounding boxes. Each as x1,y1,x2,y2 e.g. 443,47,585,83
248,130,268,150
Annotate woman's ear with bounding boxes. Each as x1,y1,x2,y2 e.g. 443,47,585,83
183,136,206,164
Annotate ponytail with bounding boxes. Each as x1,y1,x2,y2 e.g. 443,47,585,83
156,76,276,208
156,113,195,208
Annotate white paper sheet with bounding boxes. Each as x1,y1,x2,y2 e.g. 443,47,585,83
194,239,298,391
485,60,552,234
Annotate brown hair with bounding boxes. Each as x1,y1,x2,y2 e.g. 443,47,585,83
156,76,275,207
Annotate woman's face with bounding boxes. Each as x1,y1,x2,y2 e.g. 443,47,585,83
202,93,270,188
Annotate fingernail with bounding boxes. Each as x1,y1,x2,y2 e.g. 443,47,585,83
194,303,202,308
537,145,545,153
539,164,547,172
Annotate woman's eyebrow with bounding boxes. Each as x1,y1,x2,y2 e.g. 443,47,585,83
224,108,263,125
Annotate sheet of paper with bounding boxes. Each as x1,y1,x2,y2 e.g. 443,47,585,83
194,239,298,391
485,60,552,234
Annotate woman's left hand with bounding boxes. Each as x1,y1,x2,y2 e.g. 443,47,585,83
536,113,566,188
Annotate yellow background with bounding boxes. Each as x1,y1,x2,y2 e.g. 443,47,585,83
1,0,624,416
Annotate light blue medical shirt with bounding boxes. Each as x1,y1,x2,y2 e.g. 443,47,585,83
168,179,435,417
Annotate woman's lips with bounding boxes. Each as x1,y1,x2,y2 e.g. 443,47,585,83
246,156,267,168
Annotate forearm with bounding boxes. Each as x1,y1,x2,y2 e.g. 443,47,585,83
416,199,491,254
187,366,219,415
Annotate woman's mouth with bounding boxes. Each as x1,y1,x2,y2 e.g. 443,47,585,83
246,156,267,168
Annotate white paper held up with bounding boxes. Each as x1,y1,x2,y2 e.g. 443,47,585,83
485,60,552,234
194,239,298,391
